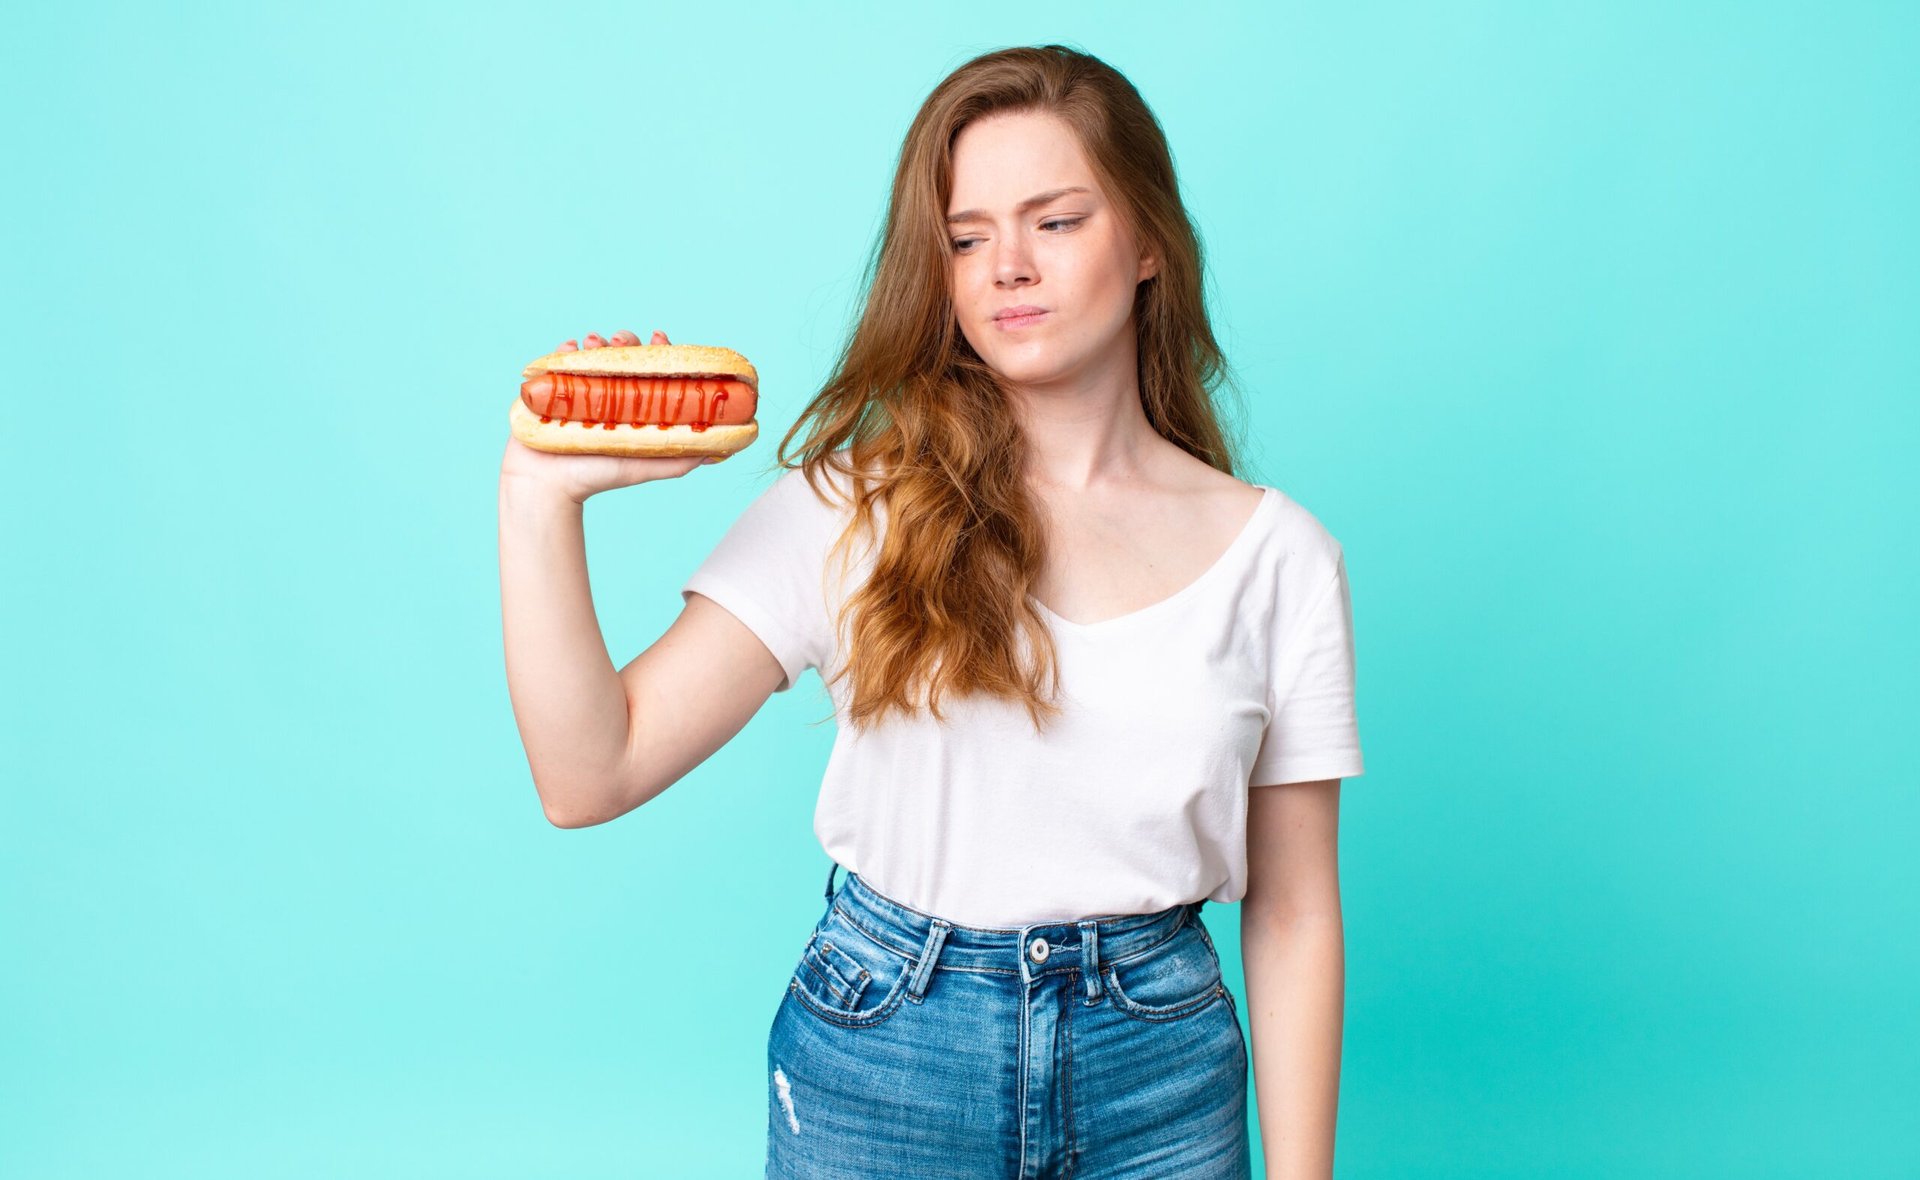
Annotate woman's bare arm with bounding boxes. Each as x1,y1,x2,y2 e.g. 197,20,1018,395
1241,777,1345,1179
499,328,786,828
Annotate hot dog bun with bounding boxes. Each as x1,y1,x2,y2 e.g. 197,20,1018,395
521,342,758,385
511,342,760,459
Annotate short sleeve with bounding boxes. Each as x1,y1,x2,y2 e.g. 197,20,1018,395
1248,551,1366,786
679,468,839,694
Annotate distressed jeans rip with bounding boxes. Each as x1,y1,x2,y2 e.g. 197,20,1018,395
773,1065,800,1133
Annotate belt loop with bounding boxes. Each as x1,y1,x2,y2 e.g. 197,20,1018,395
907,919,950,1000
1077,919,1103,1002
823,860,840,902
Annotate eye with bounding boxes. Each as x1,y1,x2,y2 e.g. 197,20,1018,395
950,217,1085,254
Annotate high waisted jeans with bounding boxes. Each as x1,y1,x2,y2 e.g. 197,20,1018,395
766,864,1251,1178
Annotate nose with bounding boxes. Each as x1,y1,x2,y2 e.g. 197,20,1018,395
993,235,1036,288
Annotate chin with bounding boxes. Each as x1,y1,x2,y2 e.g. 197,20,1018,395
988,357,1061,386
1005,351,1092,385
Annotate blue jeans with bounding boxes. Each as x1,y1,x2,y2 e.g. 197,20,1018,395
766,864,1251,1178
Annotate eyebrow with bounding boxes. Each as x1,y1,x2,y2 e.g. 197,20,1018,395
945,186,1092,225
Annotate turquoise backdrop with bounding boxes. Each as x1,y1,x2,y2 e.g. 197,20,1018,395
4,2,1915,1176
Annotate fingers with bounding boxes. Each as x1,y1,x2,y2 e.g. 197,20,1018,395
556,329,661,351
583,330,645,349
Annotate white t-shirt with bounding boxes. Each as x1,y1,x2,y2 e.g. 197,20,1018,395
680,463,1365,927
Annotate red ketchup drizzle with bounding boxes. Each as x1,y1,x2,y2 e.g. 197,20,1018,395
529,373,736,432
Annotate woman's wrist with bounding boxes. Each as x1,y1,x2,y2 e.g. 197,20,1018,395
500,470,590,511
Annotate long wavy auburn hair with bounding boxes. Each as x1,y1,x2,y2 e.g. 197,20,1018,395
760,43,1251,733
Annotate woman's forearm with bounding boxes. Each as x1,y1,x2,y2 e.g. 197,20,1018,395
498,475,630,824
1240,907,1345,1180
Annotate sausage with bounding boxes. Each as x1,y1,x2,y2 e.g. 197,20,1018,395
518,374,757,428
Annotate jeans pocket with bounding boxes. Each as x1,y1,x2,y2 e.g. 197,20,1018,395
787,903,914,1029
1104,914,1225,1022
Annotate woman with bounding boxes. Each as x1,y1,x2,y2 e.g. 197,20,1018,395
500,44,1363,1179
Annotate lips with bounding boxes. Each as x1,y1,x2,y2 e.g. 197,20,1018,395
993,306,1049,329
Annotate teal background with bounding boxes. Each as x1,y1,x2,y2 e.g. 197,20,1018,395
4,1,1915,1176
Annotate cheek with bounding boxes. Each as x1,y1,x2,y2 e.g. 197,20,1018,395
952,261,990,310
1072,254,1138,325
1070,234,1135,296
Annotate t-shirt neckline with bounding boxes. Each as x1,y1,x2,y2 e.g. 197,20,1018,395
1027,485,1278,634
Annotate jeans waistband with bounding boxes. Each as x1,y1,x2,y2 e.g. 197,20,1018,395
822,863,1202,979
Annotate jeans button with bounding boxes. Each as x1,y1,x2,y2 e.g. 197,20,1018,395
1028,937,1050,963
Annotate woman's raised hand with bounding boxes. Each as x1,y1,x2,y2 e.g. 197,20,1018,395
501,328,718,504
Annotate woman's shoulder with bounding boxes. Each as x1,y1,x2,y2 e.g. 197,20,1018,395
748,460,877,565
1158,452,1344,598
1242,484,1349,610
1260,487,1343,554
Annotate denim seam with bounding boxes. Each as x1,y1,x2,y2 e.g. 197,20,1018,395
1098,919,1186,968
1062,975,1078,1179
831,902,919,963
787,966,911,1029
1106,979,1225,1023
803,939,869,1009
1102,928,1224,1022
837,903,1186,971
797,954,857,1009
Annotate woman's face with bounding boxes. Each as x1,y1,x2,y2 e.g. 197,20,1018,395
945,110,1157,391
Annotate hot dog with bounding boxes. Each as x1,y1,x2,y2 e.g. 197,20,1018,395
509,342,760,460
